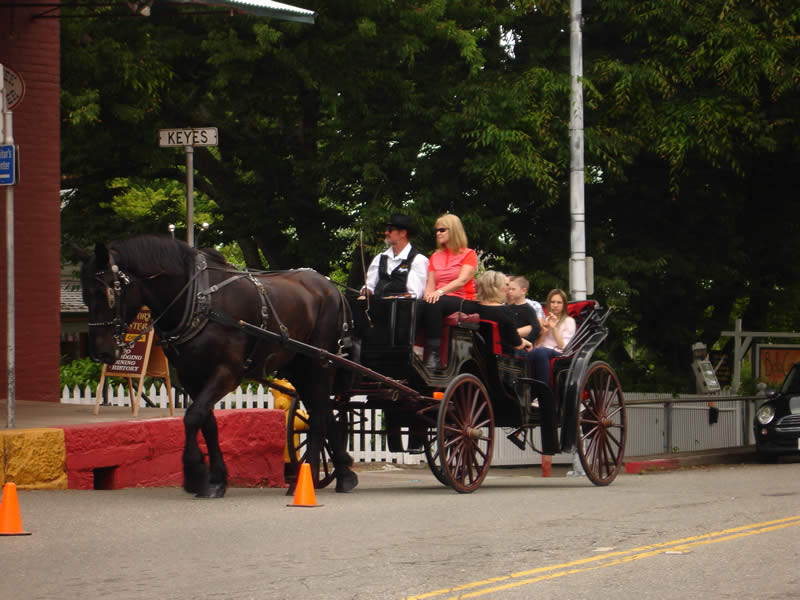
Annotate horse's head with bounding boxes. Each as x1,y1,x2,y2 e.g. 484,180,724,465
76,241,145,364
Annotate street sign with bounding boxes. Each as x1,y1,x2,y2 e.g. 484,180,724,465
0,144,15,186
158,127,218,147
3,65,25,110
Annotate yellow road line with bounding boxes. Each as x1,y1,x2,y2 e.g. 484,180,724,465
404,514,800,600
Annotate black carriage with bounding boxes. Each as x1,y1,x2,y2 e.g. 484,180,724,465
285,296,626,493
79,235,624,497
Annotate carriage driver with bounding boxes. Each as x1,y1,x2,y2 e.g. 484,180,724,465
363,213,429,298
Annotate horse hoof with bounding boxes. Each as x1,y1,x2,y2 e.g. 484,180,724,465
335,469,358,493
195,482,227,499
183,482,204,495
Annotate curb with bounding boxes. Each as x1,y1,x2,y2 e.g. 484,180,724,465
624,446,758,475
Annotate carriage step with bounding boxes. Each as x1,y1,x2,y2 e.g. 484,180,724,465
506,429,527,451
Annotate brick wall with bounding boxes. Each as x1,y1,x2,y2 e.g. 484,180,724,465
0,6,61,402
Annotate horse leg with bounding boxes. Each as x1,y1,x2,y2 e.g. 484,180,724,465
320,380,358,494
182,392,229,498
200,411,228,498
291,365,357,494
333,428,358,494
182,401,209,495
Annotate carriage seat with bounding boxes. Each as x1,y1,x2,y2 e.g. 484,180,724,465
438,312,480,367
415,312,480,368
544,300,599,386
478,319,505,356
565,300,598,324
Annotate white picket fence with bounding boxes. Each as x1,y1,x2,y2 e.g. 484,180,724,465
60,384,749,465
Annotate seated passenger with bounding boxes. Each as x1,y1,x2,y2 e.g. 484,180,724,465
526,288,577,383
475,271,532,355
353,213,429,344
504,274,543,345
421,213,479,369
363,213,429,299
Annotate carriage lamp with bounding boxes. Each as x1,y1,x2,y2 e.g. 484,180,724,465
757,404,775,425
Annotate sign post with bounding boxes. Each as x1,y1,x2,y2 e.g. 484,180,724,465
94,308,174,417
1,64,17,429
158,127,218,247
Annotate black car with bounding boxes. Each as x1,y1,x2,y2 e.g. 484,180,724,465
754,361,800,460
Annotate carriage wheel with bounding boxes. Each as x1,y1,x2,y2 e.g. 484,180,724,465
423,431,450,486
577,361,626,486
437,374,495,493
286,395,338,489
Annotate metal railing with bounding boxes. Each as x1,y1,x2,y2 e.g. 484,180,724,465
625,394,764,455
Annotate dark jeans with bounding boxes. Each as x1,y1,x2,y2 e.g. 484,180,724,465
527,346,559,384
421,295,478,342
526,346,561,455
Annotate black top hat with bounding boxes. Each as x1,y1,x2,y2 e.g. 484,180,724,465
385,213,416,235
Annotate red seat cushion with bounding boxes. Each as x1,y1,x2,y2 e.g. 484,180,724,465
439,313,480,366
479,320,504,355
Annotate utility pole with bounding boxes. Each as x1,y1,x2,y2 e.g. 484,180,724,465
1,64,17,428
567,0,587,476
569,0,587,303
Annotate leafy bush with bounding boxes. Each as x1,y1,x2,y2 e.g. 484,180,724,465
60,356,103,392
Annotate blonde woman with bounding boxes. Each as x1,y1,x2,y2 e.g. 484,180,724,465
527,288,576,383
421,214,478,369
474,271,532,354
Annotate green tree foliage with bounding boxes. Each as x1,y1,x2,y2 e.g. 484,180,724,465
580,0,800,388
60,0,800,389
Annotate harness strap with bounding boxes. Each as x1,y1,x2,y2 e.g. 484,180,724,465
157,254,211,346
241,275,276,372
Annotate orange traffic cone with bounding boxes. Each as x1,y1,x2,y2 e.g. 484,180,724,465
287,463,323,508
541,455,552,478
0,482,32,536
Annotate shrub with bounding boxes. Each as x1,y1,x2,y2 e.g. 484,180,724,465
59,356,103,393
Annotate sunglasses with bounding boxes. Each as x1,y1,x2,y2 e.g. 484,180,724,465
435,227,448,233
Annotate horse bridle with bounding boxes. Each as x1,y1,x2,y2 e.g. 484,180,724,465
87,254,131,351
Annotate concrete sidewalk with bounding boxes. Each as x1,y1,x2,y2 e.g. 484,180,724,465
2,399,183,430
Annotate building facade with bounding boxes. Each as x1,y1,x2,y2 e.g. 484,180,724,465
0,4,61,402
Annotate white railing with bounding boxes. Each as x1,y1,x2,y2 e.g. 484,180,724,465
61,385,750,464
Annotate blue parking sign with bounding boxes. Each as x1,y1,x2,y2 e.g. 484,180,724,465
0,144,15,185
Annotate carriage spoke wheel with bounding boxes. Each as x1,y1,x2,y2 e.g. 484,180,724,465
286,395,338,489
577,361,626,486
437,374,494,493
423,430,450,486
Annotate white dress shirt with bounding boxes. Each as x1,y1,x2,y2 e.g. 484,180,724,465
365,243,429,298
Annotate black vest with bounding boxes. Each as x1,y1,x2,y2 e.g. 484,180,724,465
374,247,420,297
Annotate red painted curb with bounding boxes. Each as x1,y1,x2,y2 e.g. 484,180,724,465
61,409,286,490
624,458,681,475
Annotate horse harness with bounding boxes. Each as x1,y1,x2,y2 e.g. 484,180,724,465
94,251,349,373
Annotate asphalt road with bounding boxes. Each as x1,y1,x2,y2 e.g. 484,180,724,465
2,460,799,600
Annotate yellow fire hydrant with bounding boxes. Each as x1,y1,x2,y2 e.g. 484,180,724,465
270,378,309,464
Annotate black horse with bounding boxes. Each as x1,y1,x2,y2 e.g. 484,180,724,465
76,234,357,498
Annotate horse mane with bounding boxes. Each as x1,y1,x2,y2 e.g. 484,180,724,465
108,235,192,277
108,234,228,277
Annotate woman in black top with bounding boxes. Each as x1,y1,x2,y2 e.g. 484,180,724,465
474,271,533,354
